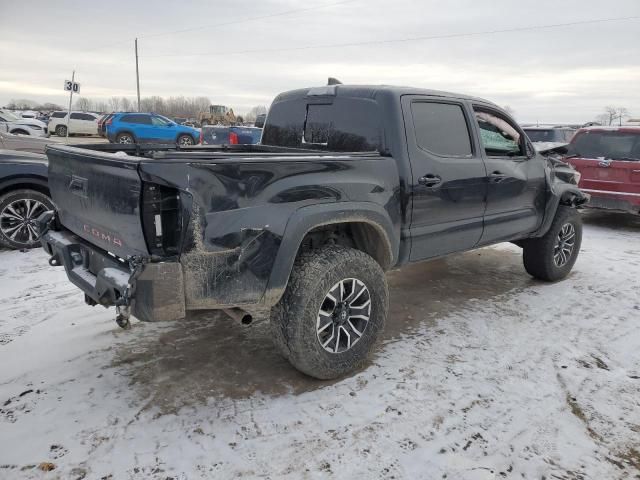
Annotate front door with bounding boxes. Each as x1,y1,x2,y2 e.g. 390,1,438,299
472,106,546,244
402,96,487,261
151,115,176,143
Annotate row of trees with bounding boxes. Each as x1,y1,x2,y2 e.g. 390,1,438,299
4,97,268,121
594,106,631,126
4,99,64,111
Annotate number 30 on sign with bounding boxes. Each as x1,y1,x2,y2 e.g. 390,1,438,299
64,80,81,94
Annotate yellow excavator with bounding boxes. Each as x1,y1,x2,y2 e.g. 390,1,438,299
198,105,236,126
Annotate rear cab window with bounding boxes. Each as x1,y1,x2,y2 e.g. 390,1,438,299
262,95,383,152
474,108,525,157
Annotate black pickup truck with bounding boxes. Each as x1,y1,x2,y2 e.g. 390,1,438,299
39,83,588,379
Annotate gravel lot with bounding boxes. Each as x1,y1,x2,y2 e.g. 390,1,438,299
0,211,638,479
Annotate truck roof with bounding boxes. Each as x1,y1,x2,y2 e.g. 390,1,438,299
274,84,499,108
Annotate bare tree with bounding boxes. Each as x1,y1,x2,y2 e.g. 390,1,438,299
7,99,37,109
594,113,609,126
604,106,618,126
244,105,268,122
74,97,93,112
617,107,629,126
109,97,121,112
121,97,133,111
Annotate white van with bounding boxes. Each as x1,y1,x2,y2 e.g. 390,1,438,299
48,111,100,136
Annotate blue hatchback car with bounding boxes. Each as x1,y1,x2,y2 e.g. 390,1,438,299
106,113,201,146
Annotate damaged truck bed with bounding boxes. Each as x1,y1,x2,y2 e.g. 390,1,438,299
41,144,398,323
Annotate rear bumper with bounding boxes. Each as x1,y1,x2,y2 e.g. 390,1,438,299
40,221,186,322
582,189,640,214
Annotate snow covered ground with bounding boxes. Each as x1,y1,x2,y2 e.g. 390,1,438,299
0,211,638,480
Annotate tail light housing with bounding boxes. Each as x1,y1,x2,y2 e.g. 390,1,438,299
229,132,239,145
199,129,203,144
141,183,181,257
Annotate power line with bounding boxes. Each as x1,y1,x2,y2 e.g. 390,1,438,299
143,15,640,58
139,0,356,39
81,0,356,53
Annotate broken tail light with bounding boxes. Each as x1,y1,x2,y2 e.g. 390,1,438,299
141,183,181,257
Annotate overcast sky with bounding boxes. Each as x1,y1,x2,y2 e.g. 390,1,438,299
1,0,638,122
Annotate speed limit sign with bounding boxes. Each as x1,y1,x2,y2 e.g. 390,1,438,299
64,80,81,94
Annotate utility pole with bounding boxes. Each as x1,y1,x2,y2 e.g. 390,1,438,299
135,38,141,112
66,70,75,143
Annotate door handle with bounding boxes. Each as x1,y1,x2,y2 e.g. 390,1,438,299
489,171,507,183
418,174,442,187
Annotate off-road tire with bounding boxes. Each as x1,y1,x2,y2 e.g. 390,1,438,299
0,189,54,249
270,245,388,379
55,125,67,136
523,206,582,281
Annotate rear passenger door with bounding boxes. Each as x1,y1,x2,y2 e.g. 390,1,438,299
402,96,487,260
472,106,546,244
120,114,153,142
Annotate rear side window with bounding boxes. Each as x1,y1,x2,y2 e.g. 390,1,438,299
411,102,472,157
263,97,382,152
71,113,96,121
570,131,640,160
52,112,67,118
151,116,171,126
120,114,151,125
474,109,524,157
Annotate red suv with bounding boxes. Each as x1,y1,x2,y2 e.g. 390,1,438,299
565,126,640,214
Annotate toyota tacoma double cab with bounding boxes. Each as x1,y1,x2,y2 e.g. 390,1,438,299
38,83,588,379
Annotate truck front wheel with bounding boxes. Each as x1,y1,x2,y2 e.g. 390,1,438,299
270,245,388,379
522,206,582,281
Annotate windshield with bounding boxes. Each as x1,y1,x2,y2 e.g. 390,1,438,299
569,131,640,161
524,129,563,142
0,110,20,121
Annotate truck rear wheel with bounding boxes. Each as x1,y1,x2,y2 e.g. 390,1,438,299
270,245,388,379
522,206,582,281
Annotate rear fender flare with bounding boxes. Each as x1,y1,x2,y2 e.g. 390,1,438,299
262,202,398,306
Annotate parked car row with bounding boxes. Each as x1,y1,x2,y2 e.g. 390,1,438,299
0,109,49,136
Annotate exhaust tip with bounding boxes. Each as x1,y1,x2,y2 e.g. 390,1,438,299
223,308,253,326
